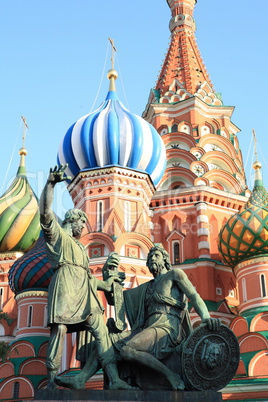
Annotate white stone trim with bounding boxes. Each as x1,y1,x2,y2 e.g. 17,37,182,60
197,228,209,236
239,299,268,314
15,330,50,339
90,256,147,267
197,215,208,223
198,241,210,250
235,264,268,280
196,202,208,211
222,382,268,394
199,254,211,259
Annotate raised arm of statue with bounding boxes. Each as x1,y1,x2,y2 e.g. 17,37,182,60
39,164,71,224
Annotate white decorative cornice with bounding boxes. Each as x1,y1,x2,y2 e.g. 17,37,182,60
68,166,155,194
169,14,196,33
236,256,268,269
15,290,48,301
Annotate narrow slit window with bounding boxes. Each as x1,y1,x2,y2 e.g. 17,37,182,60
28,305,33,327
173,242,180,264
260,274,267,297
0,288,3,310
124,201,131,231
97,201,103,231
242,278,247,302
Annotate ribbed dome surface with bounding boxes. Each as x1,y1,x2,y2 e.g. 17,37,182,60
0,151,40,253
58,87,166,187
218,181,268,268
8,233,52,294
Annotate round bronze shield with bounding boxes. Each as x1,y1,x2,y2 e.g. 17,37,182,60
181,324,240,391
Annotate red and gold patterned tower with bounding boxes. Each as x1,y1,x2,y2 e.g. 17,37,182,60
142,0,248,326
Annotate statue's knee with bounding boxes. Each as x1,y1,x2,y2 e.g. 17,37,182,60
120,345,133,360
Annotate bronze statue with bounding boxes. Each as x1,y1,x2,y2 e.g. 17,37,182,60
118,245,221,390
39,165,132,390
55,246,235,391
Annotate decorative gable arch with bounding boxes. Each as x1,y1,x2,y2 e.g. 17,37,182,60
248,350,268,376
230,316,249,337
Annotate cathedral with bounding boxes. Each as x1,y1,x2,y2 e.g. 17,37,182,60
0,0,268,400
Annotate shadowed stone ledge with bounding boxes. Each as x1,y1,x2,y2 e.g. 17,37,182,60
32,389,223,401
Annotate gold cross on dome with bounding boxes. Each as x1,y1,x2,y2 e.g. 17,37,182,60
108,37,117,69
252,129,258,162
21,116,29,148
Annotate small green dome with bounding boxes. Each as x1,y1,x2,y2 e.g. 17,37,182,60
218,172,268,268
0,149,40,253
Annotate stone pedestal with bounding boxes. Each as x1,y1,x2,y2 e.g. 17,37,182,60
32,389,222,402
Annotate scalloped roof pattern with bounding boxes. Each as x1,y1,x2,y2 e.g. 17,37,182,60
8,233,53,294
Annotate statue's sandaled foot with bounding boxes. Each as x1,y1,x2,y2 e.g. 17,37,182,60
45,381,58,390
169,374,185,391
109,378,134,390
55,375,85,389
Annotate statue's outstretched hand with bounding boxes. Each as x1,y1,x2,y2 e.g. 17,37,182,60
113,271,126,285
203,317,221,331
48,164,71,184
102,252,125,285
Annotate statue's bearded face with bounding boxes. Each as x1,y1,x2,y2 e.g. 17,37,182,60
71,218,86,238
148,250,166,277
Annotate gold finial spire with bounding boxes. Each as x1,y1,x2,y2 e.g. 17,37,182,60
107,38,118,91
252,129,263,184
18,116,28,170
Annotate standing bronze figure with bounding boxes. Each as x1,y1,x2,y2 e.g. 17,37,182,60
39,165,131,390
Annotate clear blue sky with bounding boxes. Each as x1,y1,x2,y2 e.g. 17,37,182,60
1,0,267,217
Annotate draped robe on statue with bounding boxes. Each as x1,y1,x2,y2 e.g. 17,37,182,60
112,274,193,389
76,270,193,389
41,216,104,327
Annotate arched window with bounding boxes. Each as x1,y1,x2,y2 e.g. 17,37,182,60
13,382,20,399
242,278,247,302
97,201,104,231
260,274,267,297
124,201,131,231
173,242,180,264
28,305,33,327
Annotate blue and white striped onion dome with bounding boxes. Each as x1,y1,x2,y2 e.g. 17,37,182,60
57,69,166,187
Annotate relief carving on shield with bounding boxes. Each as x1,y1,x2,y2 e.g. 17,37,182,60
181,324,240,391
